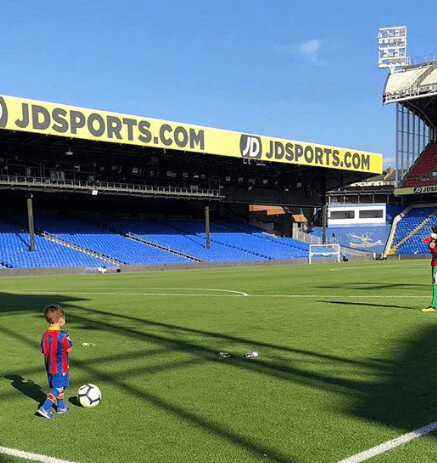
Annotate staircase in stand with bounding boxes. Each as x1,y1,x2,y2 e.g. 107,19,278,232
390,208,437,254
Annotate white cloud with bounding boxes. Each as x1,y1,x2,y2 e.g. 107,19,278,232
299,39,321,55
297,39,323,65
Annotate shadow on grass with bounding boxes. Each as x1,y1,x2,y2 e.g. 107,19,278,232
4,374,46,405
1,290,437,461
0,292,85,315
69,396,80,407
0,323,302,463
349,324,437,432
75,304,379,369
316,282,428,291
319,300,420,311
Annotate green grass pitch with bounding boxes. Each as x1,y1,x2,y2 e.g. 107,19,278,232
1,260,437,463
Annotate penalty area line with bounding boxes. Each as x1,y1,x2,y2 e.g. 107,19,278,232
0,445,79,463
14,288,249,297
337,421,437,462
249,294,429,298
8,290,429,298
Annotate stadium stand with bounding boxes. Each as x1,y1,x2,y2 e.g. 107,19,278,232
392,207,436,246
0,219,111,268
0,213,317,269
397,223,436,255
100,218,264,263
27,216,192,266
389,206,437,255
0,92,384,271
386,204,405,223
400,143,437,188
100,219,309,262
168,220,309,259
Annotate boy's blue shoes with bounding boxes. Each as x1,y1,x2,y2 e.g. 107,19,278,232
57,406,71,415
37,408,54,419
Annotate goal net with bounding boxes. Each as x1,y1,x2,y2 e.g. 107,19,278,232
308,244,341,265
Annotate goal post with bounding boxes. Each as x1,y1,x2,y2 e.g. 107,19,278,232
308,244,341,265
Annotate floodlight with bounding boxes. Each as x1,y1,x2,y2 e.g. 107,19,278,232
378,26,409,72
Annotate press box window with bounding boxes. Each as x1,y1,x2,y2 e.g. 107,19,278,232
330,210,355,220
359,209,383,219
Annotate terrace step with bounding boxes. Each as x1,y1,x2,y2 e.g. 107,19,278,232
92,220,204,263
4,216,123,266
40,232,123,266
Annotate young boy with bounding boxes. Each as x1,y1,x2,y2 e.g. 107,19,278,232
422,231,437,312
37,304,73,419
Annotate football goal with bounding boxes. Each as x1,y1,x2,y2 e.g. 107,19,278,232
308,244,341,265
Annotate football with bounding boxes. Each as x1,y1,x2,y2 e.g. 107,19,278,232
77,384,102,408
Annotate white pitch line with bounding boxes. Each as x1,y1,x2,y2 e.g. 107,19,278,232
337,421,437,462
5,290,430,298
160,287,249,296
10,292,245,298
144,287,249,296
11,288,249,297
329,263,426,271
0,445,79,463
249,294,429,298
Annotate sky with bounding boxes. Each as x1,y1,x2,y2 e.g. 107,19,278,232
0,0,436,167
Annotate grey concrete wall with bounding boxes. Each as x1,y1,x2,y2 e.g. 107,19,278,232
0,254,374,278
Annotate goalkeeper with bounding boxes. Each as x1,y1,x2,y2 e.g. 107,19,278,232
422,226,437,312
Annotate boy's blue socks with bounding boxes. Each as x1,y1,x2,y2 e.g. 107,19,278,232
41,388,61,411
57,398,67,409
40,397,54,411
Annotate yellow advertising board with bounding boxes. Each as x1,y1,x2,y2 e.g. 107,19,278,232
0,94,383,174
395,185,437,196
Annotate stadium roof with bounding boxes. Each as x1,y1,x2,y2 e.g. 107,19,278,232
0,94,383,175
383,61,437,104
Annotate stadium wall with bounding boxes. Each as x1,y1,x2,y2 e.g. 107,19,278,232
0,254,375,278
310,224,391,254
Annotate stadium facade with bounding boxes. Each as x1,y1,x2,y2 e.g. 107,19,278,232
312,47,437,259
0,94,382,205
0,93,383,270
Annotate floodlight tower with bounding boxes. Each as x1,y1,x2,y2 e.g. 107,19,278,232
377,26,409,73
378,26,411,184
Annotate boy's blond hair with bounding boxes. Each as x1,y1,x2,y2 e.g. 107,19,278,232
44,304,65,324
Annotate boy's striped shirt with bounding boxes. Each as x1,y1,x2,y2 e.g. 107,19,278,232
41,329,73,375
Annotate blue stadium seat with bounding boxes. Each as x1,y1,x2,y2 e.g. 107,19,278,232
0,219,111,268
100,219,309,262
31,216,190,266
1,215,314,268
393,207,436,255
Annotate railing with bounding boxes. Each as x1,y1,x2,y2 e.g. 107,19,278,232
294,229,322,245
0,175,223,199
408,54,437,67
40,231,123,266
384,82,437,103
